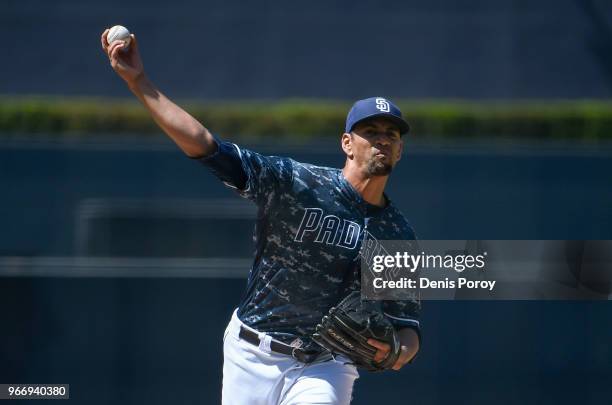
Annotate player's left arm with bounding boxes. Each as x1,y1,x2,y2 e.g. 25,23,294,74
372,285,422,370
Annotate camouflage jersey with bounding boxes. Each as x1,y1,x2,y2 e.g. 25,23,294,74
199,139,421,350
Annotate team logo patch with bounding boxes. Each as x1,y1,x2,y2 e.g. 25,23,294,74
375,98,390,113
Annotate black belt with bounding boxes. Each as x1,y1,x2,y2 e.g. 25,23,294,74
238,325,321,363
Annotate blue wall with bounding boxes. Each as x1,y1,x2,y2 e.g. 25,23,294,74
3,0,612,99
1,137,611,257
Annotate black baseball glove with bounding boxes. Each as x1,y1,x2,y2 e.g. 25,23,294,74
312,291,401,371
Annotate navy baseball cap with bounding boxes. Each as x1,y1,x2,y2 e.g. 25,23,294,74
345,97,410,135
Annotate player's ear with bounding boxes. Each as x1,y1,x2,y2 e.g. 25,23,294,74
396,138,404,162
341,132,354,159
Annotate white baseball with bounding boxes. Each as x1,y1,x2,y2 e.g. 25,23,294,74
107,25,132,50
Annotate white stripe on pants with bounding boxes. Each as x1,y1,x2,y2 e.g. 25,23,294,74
221,309,359,405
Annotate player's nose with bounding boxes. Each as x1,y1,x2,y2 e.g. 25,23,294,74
374,133,391,147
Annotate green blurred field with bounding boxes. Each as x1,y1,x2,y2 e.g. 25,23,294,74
2,96,612,141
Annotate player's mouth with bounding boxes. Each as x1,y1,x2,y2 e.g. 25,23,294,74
374,150,389,159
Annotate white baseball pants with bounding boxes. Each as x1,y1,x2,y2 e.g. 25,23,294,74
221,309,359,405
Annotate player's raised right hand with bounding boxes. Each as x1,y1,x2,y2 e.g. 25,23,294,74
101,28,145,86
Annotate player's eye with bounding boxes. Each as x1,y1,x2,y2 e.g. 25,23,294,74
384,129,399,138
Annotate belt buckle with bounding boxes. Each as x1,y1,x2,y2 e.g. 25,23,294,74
291,347,305,362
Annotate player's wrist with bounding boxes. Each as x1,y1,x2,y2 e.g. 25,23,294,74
126,73,149,92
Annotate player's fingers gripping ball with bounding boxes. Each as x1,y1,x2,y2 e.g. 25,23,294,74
312,291,401,371
106,25,132,50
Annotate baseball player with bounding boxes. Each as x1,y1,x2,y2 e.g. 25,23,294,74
101,29,421,405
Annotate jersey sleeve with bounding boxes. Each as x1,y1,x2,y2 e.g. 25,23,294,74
196,138,293,203
382,299,421,336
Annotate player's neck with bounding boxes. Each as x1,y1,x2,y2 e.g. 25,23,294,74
342,167,388,207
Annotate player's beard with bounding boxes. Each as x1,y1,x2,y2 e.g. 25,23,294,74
365,155,393,176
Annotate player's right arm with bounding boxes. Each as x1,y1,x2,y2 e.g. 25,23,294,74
100,28,215,158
